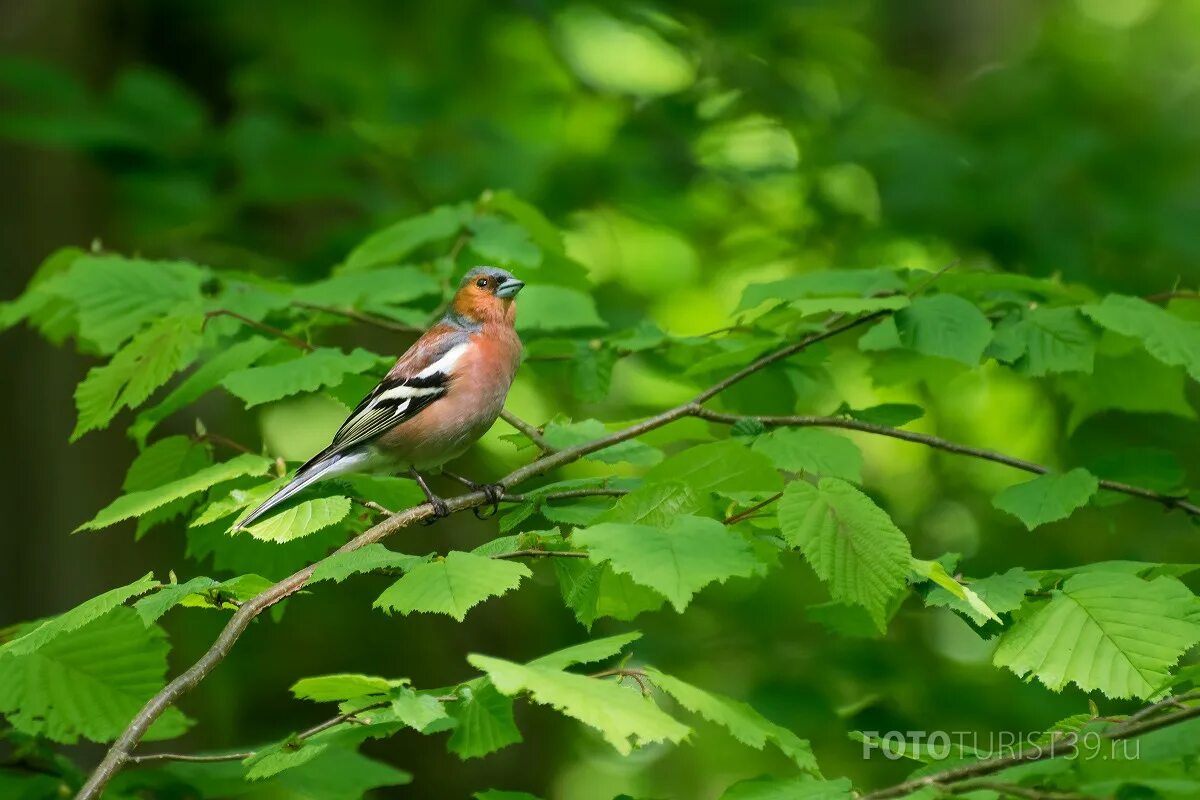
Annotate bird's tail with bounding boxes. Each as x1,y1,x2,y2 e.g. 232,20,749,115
233,450,365,531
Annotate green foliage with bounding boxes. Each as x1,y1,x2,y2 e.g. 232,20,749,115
993,573,1200,699
751,428,863,482
221,348,381,408
77,454,271,531
778,479,912,629
646,669,818,771
0,608,189,743
468,655,690,755
6,11,1200,793
1084,295,1200,381
374,552,531,621
992,469,1101,530
573,517,759,612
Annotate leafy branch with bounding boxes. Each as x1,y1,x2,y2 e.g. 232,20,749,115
74,306,891,798
73,270,1200,798
862,692,1200,800
693,409,1200,517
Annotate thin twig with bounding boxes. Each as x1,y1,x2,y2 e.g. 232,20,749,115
1145,290,1200,303
203,310,312,352
723,492,784,526
501,487,629,503
499,409,555,454
860,734,1079,800
491,549,589,560
351,497,394,517
294,301,424,334
127,751,255,766
864,692,1200,800
692,410,1200,517
128,701,389,767
194,432,255,455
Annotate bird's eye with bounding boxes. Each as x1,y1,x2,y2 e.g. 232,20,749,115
476,278,488,288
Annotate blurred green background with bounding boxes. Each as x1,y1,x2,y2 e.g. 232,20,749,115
2,0,1199,797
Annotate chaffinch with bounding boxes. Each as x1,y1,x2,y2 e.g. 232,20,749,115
235,266,525,529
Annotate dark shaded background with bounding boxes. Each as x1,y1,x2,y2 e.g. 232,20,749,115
3,1,1199,797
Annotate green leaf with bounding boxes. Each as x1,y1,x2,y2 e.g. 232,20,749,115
133,576,220,625
529,632,642,670
0,608,190,743
737,269,905,312
129,336,275,444
1084,294,1200,381
341,204,471,272
892,294,992,365
843,403,924,427
391,687,449,731
72,313,205,440
778,479,912,629
293,266,439,309
291,673,395,702
77,453,271,531
993,468,1100,530
573,516,759,612
245,747,411,797
911,559,1000,624
752,428,863,482
554,560,666,629
997,307,1096,376
542,419,663,466
598,481,704,526
646,668,818,772
374,552,531,621
309,544,425,584
475,791,543,800
221,347,380,408
572,342,618,403
123,435,213,537
468,655,690,755
447,680,523,759
993,573,1200,699
469,215,543,269
237,495,353,542
2,573,158,655
515,285,606,332
720,777,852,800
924,567,1039,626
640,440,782,500
51,255,208,353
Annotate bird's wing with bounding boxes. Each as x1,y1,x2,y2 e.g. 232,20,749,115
300,328,472,470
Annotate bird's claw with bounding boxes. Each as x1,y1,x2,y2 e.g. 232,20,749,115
421,496,451,524
473,484,505,519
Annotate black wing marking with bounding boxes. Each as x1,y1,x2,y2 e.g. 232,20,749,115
297,374,447,472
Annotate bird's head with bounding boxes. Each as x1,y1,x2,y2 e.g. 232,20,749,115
451,267,525,326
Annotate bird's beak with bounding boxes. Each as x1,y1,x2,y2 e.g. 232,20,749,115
496,277,525,299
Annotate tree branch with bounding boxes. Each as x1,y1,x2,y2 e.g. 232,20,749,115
126,700,391,767
203,309,312,352
293,301,425,334
692,410,1200,517
491,549,589,560
863,692,1200,800
499,409,555,454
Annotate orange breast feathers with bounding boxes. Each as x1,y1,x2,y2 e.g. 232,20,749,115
376,322,522,470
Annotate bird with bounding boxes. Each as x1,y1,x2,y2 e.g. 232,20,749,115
233,266,525,530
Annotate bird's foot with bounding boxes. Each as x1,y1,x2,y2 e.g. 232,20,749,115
443,471,506,519
409,468,452,524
